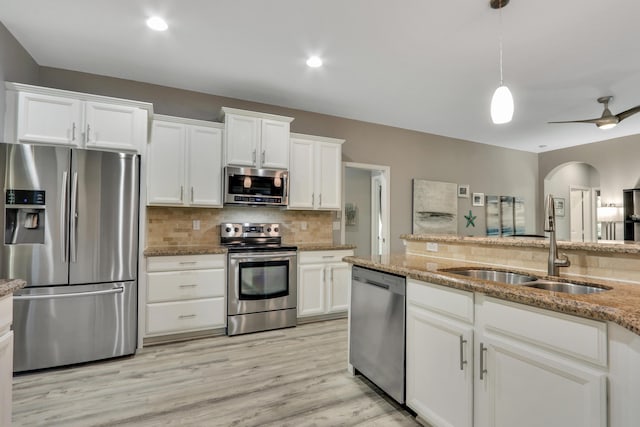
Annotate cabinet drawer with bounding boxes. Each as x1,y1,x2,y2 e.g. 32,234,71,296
0,295,12,333
146,298,225,335
480,296,607,367
147,269,225,303
147,254,225,272
407,279,474,324
299,250,353,264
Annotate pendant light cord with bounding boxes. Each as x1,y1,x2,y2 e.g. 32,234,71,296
498,0,504,86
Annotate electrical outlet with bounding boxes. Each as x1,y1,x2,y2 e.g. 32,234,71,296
192,220,200,230
332,221,341,231
300,221,307,230
426,242,438,252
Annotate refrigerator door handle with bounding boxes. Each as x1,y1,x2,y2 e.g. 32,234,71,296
70,171,79,263
14,286,125,300
60,171,68,263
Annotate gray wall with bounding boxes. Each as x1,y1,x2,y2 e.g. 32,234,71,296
539,135,640,208
0,22,38,138
38,66,540,252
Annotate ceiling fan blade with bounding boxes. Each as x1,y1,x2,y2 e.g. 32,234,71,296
547,118,602,124
616,105,640,122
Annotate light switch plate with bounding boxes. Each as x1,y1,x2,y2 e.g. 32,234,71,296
193,220,200,230
426,242,438,252
332,221,341,230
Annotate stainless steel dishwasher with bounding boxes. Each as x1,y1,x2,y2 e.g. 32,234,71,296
349,265,406,404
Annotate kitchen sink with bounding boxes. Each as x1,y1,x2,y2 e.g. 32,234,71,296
444,268,539,285
522,280,609,294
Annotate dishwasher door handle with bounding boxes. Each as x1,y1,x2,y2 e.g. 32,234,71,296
353,278,390,290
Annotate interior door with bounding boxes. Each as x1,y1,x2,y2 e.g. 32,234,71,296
0,143,70,286
69,149,139,284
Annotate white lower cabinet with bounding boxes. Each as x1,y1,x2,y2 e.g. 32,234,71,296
297,250,353,318
474,295,607,427
405,281,608,427
145,254,226,337
1,294,13,427
406,280,474,427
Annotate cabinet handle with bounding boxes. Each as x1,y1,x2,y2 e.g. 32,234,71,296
252,149,256,164
71,123,76,141
86,124,91,142
180,186,184,202
261,150,265,164
322,255,335,259
480,342,488,380
330,268,334,282
179,284,198,288
312,193,315,206
459,335,468,371
179,314,197,319
319,194,322,206
191,187,194,203
179,261,197,265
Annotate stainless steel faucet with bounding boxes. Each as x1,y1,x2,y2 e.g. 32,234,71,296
544,194,570,276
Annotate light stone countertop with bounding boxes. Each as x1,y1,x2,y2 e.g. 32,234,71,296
143,243,355,257
0,278,27,297
401,234,640,255
344,253,640,336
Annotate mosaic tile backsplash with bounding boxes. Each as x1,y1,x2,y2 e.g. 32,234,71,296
146,206,334,247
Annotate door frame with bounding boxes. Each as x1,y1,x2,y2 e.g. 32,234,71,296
341,162,391,255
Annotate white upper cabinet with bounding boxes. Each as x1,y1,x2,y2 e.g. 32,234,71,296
147,115,223,207
220,107,293,169
4,82,152,153
289,133,344,210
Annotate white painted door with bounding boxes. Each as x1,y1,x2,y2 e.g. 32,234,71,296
17,91,82,146
475,335,607,427
316,141,342,209
570,188,593,242
187,125,223,207
225,114,260,166
406,305,473,427
298,264,325,317
288,138,315,209
326,262,350,313
260,118,290,169
147,120,186,205
85,101,147,152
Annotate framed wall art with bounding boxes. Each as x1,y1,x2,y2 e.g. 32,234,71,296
412,179,458,234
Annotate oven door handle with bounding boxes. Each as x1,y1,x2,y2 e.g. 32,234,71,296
229,252,296,260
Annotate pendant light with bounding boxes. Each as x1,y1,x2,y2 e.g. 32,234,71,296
490,0,514,124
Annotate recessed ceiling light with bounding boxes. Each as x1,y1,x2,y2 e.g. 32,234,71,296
146,16,168,31
306,56,323,68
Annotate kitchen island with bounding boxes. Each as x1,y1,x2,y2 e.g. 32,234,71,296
344,235,640,427
1,278,26,427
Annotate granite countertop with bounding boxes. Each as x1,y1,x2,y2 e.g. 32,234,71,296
296,243,356,251
144,244,355,256
345,254,640,336
401,234,640,255
0,279,27,297
144,245,228,257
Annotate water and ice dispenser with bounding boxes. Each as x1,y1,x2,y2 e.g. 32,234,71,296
5,189,46,244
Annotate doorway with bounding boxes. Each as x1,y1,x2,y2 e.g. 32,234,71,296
342,162,390,256
569,185,593,242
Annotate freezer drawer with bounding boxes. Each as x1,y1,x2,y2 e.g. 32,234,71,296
12,281,137,372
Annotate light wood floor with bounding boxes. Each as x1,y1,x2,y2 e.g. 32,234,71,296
12,319,420,426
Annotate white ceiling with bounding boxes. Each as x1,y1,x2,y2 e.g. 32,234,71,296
2,0,640,153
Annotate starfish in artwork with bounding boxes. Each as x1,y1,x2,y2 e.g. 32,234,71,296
465,210,477,228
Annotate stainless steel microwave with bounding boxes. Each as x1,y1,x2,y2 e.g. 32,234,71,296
224,166,289,206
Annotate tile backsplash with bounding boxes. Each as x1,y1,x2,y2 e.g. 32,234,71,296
146,206,333,247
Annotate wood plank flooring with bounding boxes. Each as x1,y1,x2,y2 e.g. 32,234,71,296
12,319,420,426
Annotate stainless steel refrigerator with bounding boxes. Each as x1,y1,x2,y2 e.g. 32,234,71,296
0,142,139,372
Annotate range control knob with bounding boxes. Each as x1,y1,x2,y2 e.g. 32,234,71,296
225,227,232,233
274,227,279,232
234,227,240,233
267,227,272,232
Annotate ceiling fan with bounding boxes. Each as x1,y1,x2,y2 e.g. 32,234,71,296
548,96,640,130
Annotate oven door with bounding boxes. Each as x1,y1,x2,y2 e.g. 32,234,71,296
228,251,297,316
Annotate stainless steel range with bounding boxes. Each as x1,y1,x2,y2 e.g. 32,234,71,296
221,223,297,336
